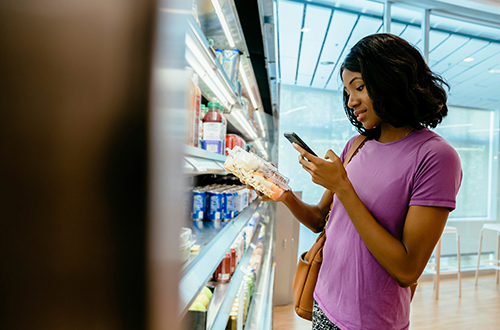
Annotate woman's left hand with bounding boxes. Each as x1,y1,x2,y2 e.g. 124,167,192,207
293,143,349,193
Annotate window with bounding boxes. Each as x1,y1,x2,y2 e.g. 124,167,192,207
277,0,500,266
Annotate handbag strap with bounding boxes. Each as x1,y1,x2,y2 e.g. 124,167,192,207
325,135,368,223
344,134,368,166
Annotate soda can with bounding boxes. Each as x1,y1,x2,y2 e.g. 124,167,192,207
225,134,236,156
191,189,205,220
241,188,249,208
234,188,243,214
207,189,224,221
223,189,237,221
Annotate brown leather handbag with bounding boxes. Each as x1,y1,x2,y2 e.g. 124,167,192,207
292,135,367,321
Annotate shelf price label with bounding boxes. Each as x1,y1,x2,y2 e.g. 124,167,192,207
184,156,208,172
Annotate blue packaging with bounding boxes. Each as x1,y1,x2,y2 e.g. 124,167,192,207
242,188,249,208
224,189,238,220
207,189,224,221
215,48,223,65
191,190,205,220
233,188,242,214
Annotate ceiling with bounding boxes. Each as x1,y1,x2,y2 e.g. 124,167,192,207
277,0,500,110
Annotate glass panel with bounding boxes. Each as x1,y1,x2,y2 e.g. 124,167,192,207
278,86,349,254
277,0,500,267
434,108,498,220
390,3,422,52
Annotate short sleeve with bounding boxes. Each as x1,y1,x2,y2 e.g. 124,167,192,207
410,137,462,211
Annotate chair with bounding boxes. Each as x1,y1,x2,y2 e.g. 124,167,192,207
475,223,500,286
426,226,461,299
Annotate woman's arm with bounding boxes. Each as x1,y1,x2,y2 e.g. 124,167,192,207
249,186,333,233
281,189,333,233
337,185,448,287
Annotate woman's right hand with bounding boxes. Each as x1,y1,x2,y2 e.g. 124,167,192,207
241,179,289,202
245,183,272,202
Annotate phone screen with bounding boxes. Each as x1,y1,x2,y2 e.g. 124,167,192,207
283,132,318,157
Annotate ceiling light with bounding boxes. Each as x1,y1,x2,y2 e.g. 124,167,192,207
301,27,311,33
489,69,500,73
239,62,259,109
211,0,235,48
186,32,235,106
255,110,266,138
463,57,474,62
320,61,334,65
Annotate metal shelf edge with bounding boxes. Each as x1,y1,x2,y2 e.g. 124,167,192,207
243,208,275,330
185,145,227,162
209,221,263,330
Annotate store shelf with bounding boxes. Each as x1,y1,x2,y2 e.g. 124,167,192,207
209,221,263,330
180,2,276,328
179,199,261,318
184,145,228,175
185,144,227,162
186,15,262,144
244,204,275,330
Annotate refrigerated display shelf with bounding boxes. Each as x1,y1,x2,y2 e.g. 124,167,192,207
244,204,275,330
186,15,261,144
179,199,261,318
208,221,263,330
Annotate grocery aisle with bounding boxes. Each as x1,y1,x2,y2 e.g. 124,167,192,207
273,275,500,330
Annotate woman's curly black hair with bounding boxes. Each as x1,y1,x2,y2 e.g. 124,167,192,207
340,33,449,139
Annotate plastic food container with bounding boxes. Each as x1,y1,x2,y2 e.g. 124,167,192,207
180,227,196,263
223,146,290,200
180,227,192,245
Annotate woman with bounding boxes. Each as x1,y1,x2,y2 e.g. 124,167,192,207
258,34,462,329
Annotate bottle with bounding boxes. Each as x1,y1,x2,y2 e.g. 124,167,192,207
192,3,200,27
202,102,223,154
185,67,197,146
220,104,227,155
198,104,207,148
207,38,216,57
193,73,201,147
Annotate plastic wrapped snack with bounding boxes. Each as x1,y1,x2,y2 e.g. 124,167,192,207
224,146,290,200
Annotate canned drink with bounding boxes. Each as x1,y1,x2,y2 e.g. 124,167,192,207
215,252,231,282
207,189,224,221
242,188,249,208
224,189,238,220
234,188,243,214
191,189,205,220
225,134,236,156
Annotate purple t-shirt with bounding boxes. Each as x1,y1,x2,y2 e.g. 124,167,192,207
313,128,462,330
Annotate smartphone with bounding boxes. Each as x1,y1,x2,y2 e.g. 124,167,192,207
283,132,318,158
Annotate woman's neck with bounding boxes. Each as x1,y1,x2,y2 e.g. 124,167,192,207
377,124,414,143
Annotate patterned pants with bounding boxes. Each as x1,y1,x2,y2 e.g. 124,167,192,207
312,300,342,330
